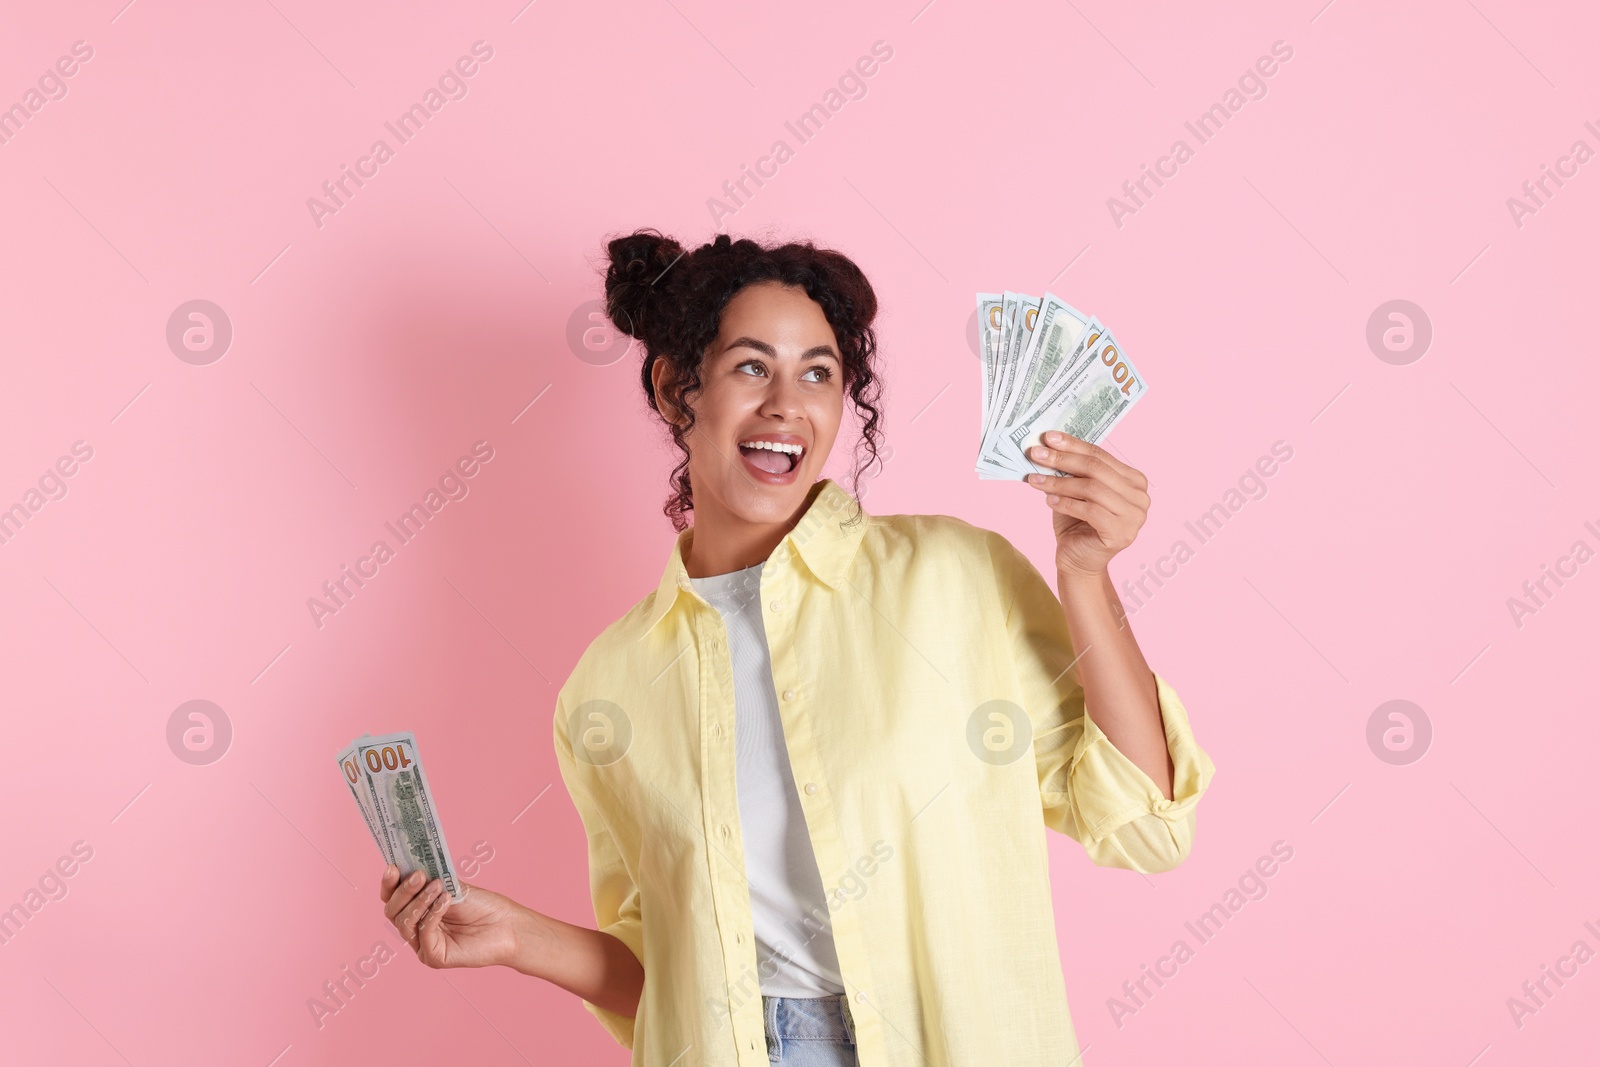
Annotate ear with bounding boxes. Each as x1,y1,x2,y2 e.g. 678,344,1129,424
651,356,691,430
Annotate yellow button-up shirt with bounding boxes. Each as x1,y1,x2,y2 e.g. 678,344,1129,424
552,478,1215,1066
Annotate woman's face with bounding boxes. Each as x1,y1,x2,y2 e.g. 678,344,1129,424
655,281,845,530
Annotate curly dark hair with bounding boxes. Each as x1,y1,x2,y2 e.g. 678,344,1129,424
601,228,885,531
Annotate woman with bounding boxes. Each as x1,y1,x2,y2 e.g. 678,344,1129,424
379,230,1215,1066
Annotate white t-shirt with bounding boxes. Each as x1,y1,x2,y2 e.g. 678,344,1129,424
688,560,846,997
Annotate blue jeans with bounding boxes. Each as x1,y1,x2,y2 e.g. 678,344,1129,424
762,993,859,1066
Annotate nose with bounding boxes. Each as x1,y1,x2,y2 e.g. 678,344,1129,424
757,370,803,421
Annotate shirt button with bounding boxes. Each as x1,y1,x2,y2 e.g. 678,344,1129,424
712,723,723,739
835,888,846,902
782,689,796,701
720,824,730,839
677,576,691,589
855,990,866,1004
770,600,784,613
804,782,817,795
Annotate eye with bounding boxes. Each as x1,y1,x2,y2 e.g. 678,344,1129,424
736,359,768,377
802,365,833,383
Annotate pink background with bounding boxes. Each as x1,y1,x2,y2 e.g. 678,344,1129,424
3,0,1596,1064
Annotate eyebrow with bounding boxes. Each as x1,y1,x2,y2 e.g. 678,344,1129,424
724,336,840,363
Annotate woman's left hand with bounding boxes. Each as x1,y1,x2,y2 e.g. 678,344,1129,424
1024,431,1151,580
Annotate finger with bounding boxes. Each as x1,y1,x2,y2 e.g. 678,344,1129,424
383,871,424,922
1026,446,1148,510
384,869,428,922
1027,469,1139,524
403,881,444,938
379,864,401,904
1029,435,1149,501
1036,470,1152,534
1025,437,1133,489
1039,430,1148,489
418,888,451,941
1046,491,1125,539
398,880,444,942
1038,470,1136,527
1024,439,1094,476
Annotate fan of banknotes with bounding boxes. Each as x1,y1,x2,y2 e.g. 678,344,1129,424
975,291,1147,479
337,731,463,902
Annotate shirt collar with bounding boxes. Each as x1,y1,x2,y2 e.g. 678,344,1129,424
641,478,868,635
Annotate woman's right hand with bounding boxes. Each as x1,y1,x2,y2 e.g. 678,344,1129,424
380,865,522,970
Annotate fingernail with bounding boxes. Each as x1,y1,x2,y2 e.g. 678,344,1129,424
1027,474,1044,485
1046,494,1060,504
1047,431,1064,443
1029,445,1046,458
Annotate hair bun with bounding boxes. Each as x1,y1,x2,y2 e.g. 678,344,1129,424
603,229,685,343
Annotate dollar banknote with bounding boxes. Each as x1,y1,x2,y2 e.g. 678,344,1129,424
979,292,1088,472
990,292,1039,442
997,316,1106,469
336,736,392,865
1009,326,1146,475
976,293,1003,436
339,731,464,901
975,290,1147,478
978,292,1040,477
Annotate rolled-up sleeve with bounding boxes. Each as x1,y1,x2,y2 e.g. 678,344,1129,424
992,532,1216,873
552,694,646,1049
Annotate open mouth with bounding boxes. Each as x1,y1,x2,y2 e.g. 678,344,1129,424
737,438,805,482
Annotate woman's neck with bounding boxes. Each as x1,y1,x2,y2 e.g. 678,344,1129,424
683,497,805,578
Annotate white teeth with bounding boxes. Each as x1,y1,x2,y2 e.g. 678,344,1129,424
739,440,804,455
